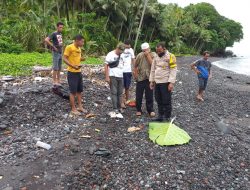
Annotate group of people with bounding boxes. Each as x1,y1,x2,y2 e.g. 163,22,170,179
45,22,212,121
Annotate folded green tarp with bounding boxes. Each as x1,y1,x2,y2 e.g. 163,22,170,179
148,121,191,146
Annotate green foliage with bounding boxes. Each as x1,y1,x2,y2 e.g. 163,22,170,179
148,122,191,146
0,36,24,53
0,53,103,76
0,0,244,56
0,53,51,76
83,57,103,65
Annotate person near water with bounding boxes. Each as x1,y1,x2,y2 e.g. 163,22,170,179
104,43,126,116
134,42,156,117
63,35,86,115
120,40,135,108
149,42,177,122
191,51,212,101
45,22,64,85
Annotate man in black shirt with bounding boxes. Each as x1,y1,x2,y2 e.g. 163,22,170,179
45,22,64,85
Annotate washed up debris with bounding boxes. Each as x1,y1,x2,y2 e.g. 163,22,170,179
226,76,233,79
34,77,43,82
1,76,15,82
94,148,111,157
107,96,111,100
80,135,91,138
128,126,141,132
86,113,96,118
52,85,70,100
177,170,186,175
126,100,136,107
0,175,3,180
108,111,124,119
95,128,101,132
36,141,51,150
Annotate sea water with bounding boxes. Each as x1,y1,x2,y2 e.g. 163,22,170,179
213,56,250,76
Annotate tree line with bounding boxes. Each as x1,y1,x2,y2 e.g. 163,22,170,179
0,0,243,56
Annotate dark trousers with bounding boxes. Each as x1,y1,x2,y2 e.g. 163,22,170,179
155,83,172,119
136,79,154,113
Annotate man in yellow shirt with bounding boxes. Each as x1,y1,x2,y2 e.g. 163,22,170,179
63,35,86,115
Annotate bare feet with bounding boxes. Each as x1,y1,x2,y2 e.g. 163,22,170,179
196,95,204,102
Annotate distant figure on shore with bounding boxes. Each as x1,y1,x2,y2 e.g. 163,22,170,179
105,43,126,116
63,35,86,115
45,22,64,85
191,51,212,101
121,40,135,108
149,42,177,122
134,42,156,117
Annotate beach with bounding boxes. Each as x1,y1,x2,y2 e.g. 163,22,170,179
0,56,249,189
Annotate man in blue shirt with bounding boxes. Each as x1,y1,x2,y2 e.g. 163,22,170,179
191,51,212,101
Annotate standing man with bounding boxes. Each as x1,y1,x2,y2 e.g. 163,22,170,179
105,43,125,115
63,35,86,115
121,40,135,108
191,51,212,101
149,42,177,122
134,42,156,117
45,22,64,85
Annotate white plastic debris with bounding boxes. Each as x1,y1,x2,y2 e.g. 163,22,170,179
36,141,51,150
107,96,111,100
34,77,43,82
108,111,117,118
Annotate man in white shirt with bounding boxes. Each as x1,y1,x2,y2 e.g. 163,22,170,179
121,40,135,108
105,43,126,115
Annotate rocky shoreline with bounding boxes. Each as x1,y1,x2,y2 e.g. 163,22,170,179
0,56,249,190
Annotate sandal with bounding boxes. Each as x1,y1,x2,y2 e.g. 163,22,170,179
136,112,142,117
71,110,81,116
77,108,88,113
149,112,156,117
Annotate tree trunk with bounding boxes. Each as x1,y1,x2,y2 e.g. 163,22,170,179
65,0,69,21
149,26,155,42
104,13,111,31
117,21,124,41
56,0,60,18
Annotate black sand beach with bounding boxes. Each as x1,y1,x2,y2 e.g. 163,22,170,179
0,56,249,189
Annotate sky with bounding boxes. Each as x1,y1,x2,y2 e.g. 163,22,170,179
158,0,250,56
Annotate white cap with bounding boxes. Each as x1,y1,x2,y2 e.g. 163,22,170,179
141,42,150,50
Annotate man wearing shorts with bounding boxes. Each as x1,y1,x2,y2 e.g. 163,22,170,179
63,35,86,115
45,22,64,85
120,40,135,108
191,51,212,101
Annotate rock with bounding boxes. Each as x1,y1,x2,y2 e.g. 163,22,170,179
1,76,15,82
2,187,14,190
99,118,107,123
177,170,186,175
94,148,111,157
64,127,71,134
216,120,232,135
0,124,8,130
89,145,97,155
0,98,3,105
37,113,45,119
